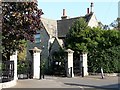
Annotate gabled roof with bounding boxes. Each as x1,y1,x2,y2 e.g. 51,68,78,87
40,17,57,37
41,13,98,38
50,37,64,50
57,13,93,38
55,37,64,48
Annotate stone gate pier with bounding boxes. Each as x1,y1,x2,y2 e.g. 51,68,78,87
80,53,88,76
66,49,74,78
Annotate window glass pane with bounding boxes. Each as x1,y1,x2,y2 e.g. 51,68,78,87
35,34,40,38
34,33,40,43
35,38,40,43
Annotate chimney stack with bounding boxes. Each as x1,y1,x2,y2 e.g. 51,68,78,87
90,2,93,13
63,9,65,16
87,8,89,14
61,9,67,20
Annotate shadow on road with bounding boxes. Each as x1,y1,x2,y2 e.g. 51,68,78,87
64,83,120,90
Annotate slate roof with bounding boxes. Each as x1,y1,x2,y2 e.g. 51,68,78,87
57,13,93,38
41,13,94,38
55,37,64,48
50,37,64,50
41,17,57,37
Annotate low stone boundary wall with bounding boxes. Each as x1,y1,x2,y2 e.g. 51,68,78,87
104,73,119,76
89,73,119,76
18,74,29,79
0,80,17,89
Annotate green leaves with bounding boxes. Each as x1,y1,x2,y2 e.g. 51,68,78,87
65,18,89,53
17,60,30,74
17,40,27,61
110,18,120,30
65,17,120,73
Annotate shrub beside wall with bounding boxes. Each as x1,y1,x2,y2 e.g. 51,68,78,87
17,60,30,74
48,50,66,76
88,45,120,73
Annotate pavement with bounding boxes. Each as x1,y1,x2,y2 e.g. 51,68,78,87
3,75,120,89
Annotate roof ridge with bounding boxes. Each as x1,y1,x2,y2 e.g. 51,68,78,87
57,13,93,21
41,17,57,21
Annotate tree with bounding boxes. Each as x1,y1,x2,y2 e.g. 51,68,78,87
50,49,66,75
65,18,90,53
110,18,120,30
17,40,27,61
2,2,43,60
103,25,110,30
65,18,103,53
65,18,120,73
87,29,120,73
98,21,104,29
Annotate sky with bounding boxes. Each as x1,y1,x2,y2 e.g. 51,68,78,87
38,1,119,25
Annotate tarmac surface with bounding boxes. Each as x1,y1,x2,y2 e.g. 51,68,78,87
4,75,120,89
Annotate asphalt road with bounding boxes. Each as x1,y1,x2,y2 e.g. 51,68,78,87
56,76,119,89
3,75,120,89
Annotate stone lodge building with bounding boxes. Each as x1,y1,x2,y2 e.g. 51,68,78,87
27,3,99,70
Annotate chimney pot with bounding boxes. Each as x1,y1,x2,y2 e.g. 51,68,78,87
63,9,65,16
90,2,94,13
61,9,67,20
87,8,89,14
91,2,93,7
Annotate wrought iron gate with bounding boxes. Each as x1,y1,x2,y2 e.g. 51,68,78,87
2,61,14,83
17,60,33,79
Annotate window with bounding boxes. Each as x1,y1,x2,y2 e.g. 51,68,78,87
34,33,40,43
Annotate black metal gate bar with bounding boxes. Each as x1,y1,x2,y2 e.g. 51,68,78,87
2,61,14,83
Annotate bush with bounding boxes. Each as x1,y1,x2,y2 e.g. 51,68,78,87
88,45,120,73
17,60,30,74
49,49,66,76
